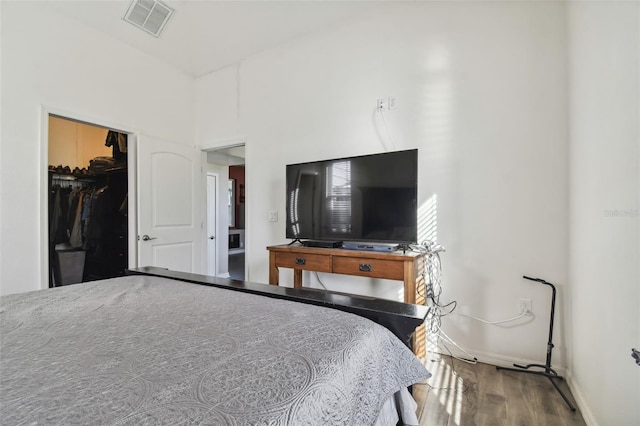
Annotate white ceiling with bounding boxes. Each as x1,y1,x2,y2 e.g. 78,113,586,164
42,0,381,78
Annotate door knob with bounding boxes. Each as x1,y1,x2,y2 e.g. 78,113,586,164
209,236,215,240
141,234,157,241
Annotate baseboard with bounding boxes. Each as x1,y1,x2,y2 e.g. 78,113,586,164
564,369,599,426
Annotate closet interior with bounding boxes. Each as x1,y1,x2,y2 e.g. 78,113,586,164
48,116,128,287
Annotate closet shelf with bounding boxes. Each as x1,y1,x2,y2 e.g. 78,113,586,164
49,166,126,180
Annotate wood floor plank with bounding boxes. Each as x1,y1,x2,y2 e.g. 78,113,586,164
415,354,586,426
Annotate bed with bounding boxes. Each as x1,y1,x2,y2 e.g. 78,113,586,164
0,267,430,425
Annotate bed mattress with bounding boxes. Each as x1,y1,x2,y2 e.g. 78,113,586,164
0,275,429,425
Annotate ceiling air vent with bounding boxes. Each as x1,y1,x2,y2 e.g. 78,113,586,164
124,0,174,38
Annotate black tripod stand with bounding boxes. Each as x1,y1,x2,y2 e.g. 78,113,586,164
496,275,576,411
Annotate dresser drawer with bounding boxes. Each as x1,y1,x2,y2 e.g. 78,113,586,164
275,252,332,272
332,257,404,280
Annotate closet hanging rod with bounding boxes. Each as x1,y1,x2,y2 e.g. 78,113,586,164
51,175,76,181
50,174,97,183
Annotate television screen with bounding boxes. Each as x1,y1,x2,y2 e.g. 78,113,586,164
286,149,418,244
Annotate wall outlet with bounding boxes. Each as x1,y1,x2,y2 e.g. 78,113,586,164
519,298,532,314
268,210,278,222
377,97,387,111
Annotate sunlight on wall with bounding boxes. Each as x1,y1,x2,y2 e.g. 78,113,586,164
419,43,453,357
396,193,438,304
420,193,441,355
418,193,438,244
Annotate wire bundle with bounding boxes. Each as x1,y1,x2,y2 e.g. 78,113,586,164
409,241,478,365
409,241,454,332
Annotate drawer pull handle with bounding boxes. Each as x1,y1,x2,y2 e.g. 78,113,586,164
295,257,306,265
359,263,372,272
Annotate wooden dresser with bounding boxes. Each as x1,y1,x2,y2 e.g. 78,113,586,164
267,244,426,358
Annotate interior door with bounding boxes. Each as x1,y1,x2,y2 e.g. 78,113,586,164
206,173,217,276
137,135,202,273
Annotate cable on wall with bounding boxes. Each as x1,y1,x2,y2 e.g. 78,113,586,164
313,271,328,290
410,240,538,367
373,101,397,151
409,241,476,366
454,311,530,325
378,108,397,151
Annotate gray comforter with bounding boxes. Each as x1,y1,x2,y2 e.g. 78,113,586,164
0,275,429,425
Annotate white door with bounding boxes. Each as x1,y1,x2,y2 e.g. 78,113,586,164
137,135,202,273
206,173,217,276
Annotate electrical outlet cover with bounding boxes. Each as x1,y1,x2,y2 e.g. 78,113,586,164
519,298,532,313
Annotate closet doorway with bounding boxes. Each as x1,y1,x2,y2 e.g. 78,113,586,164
47,114,130,287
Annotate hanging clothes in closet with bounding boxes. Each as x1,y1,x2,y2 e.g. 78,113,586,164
84,130,128,281
48,174,96,286
48,164,128,286
48,125,129,287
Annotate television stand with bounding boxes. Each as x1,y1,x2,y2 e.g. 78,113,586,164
267,244,426,358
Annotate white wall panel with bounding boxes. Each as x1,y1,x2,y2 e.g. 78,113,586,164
567,2,640,424
195,1,570,366
0,2,195,295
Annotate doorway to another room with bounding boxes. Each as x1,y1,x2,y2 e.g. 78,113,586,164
206,145,246,281
228,164,245,280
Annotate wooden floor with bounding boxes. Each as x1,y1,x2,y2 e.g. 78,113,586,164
413,354,587,426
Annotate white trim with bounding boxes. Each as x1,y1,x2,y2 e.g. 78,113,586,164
565,369,599,426
127,134,138,270
39,107,50,290
206,171,219,276
46,108,132,135
241,141,249,281
199,135,247,151
40,105,138,289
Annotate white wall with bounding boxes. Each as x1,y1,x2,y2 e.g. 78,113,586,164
196,1,570,367
0,2,195,295
196,65,240,144
196,67,244,279
567,2,640,425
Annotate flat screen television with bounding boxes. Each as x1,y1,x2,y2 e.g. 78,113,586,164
286,149,418,244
